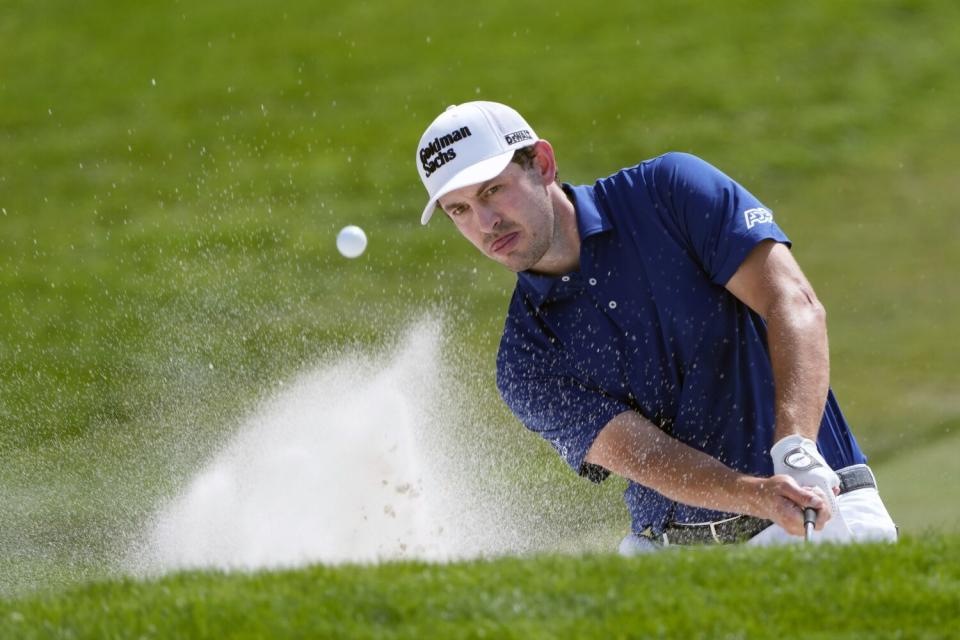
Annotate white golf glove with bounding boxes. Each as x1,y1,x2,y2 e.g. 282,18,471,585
771,434,852,540
771,434,840,495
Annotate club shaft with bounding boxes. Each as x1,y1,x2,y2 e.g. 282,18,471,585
803,507,817,542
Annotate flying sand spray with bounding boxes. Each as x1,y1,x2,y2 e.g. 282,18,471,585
129,317,531,574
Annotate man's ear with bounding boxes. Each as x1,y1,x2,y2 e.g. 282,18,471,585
532,140,558,184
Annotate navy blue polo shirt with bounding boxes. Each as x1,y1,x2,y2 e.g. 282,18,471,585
495,152,866,535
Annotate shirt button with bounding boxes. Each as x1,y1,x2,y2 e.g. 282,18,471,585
561,275,570,282
608,300,617,309
588,278,597,286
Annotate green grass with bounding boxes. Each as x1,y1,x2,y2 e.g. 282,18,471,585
2,0,959,606
870,428,960,532
2,536,958,639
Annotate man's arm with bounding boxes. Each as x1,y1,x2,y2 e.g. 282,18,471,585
584,410,829,535
724,240,829,442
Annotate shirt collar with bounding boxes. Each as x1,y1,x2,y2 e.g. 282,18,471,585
567,182,613,239
516,183,613,309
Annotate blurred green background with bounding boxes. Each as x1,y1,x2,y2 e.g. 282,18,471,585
2,0,958,597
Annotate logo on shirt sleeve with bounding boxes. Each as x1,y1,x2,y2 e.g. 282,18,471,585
743,207,773,229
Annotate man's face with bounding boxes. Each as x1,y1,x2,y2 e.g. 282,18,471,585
436,159,556,273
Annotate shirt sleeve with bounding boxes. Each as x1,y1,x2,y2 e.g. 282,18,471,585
496,320,629,480
652,152,791,285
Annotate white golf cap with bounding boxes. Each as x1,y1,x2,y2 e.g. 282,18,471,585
415,101,538,225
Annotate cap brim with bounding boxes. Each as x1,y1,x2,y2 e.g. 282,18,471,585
420,149,516,225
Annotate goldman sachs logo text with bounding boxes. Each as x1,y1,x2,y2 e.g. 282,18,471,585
420,126,472,177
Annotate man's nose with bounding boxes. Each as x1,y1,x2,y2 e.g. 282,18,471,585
475,203,501,233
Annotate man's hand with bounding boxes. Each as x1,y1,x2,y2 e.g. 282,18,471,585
745,474,832,537
771,434,842,526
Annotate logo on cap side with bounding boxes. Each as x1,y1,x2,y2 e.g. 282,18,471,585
504,129,532,145
420,126,472,178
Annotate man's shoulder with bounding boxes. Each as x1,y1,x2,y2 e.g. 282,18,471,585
496,283,555,368
497,283,534,348
592,151,709,186
581,151,725,224
495,288,535,388
562,152,697,231
574,152,709,211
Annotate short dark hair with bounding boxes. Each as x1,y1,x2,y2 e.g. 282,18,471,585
510,145,559,182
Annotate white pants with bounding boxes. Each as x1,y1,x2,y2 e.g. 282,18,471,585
748,484,898,546
618,473,898,556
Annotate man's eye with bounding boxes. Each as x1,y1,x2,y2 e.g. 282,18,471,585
451,206,466,216
485,185,501,196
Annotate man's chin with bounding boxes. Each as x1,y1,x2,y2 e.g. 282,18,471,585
484,243,548,273
500,255,541,274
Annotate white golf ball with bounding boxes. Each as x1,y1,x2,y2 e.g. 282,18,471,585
336,225,367,258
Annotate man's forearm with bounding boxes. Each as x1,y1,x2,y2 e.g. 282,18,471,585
766,292,830,443
635,439,769,518
586,411,767,517
585,410,831,533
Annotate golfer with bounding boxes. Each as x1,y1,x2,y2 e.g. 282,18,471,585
415,101,898,550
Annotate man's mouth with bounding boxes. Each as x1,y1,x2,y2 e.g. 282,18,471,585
490,231,519,254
